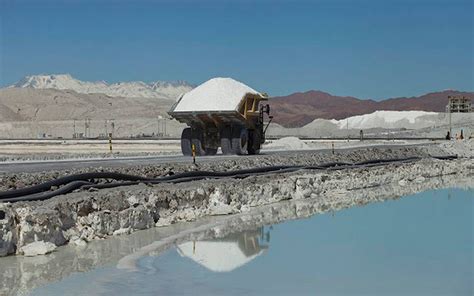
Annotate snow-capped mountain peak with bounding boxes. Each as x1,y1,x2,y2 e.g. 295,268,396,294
9,74,193,100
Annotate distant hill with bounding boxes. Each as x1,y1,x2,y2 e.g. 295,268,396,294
8,74,193,100
3,76,472,129
0,86,472,139
270,90,473,127
0,88,173,122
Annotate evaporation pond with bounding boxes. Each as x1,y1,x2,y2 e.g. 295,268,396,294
31,188,473,296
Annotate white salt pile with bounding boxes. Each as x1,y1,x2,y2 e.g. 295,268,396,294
330,110,439,130
264,137,309,150
172,77,262,112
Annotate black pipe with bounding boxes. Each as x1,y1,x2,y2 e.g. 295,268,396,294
0,166,298,199
0,181,94,203
0,155,456,203
0,172,152,199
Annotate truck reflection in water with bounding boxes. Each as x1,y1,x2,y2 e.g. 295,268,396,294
176,227,271,272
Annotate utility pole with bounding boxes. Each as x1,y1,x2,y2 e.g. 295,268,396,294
448,96,452,139
346,118,349,142
157,117,160,137
164,118,167,137
84,118,91,138
105,119,108,138
157,115,163,137
449,109,452,138
110,119,115,137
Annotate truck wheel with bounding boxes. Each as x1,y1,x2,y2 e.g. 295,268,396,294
232,127,248,155
181,128,192,156
192,128,207,156
220,126,233,155
247,130,261,155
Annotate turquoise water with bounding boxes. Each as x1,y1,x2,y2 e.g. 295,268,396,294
32,188,473,296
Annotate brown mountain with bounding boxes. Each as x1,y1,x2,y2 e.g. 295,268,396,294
270,90,473,127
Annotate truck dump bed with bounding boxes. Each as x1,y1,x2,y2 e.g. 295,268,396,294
168,77,266,126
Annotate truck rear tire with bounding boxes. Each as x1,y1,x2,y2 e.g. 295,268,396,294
220,126,233,155
191,128,207,156
181,128,193,156
232,126,248,155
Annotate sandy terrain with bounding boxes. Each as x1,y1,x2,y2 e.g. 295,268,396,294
0,138,445,162
0,139,181,161
0,88,184,138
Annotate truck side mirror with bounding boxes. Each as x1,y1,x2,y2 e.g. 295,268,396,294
266,104,271,115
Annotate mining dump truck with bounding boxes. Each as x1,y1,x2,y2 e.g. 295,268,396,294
168,77,272,156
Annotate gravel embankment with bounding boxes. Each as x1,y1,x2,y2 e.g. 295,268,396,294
0,144,448,191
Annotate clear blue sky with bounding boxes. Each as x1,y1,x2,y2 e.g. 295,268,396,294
1,0,472,99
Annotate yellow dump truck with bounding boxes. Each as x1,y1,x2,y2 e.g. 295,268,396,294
168,78,272,156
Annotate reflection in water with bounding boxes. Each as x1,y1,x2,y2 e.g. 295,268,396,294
176,227,270,272
30,187,473,296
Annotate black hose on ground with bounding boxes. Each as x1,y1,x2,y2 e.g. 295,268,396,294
0,181,94,203
0,155,456,203
0,172,152,200
0,165,297,201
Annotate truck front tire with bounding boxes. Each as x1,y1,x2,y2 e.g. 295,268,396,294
181,128,193,156
247,129,261,155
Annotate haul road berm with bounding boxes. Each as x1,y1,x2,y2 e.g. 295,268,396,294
169,77,272,156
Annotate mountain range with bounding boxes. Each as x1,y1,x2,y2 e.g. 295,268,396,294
4,74,472,128
270,90,473,127
9,74,193,100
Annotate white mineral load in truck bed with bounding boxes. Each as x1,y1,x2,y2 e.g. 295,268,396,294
173,77,261,112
